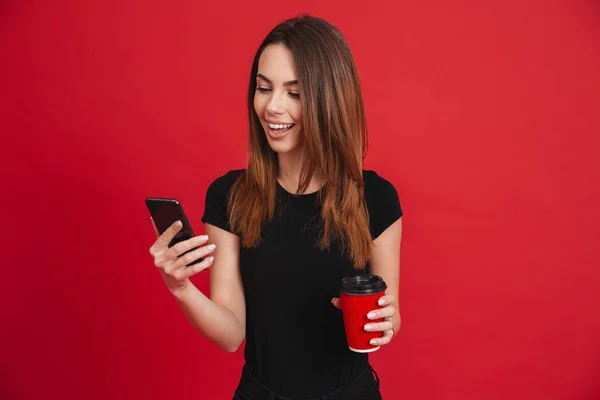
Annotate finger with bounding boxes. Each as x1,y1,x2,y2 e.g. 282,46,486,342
370,329,393,346
150,217,160,237
149,217,162,257
153,249,177,268
364,320,393,333
171,243,216,270
331,298,342,309
377,294,395,307
174,255,215,280
168,235,209,258
150,220,182,255
161,220,183,244
366,305,395,320
158,241,214,271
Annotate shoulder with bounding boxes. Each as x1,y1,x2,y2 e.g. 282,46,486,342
207,169,245,195
362,170,403,239
202,169,245,231
210,168,245,186
363,170,399,200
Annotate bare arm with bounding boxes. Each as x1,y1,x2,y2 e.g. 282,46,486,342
171,223,245,352
330,218,402,346
369,217,402,338
150,221,246,352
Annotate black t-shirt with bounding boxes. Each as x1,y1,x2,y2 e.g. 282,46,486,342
202,169,402,398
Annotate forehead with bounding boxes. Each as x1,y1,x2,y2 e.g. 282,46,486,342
257,44,298,81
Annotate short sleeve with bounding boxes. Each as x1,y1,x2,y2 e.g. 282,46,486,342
364,170,403,240
201,170,244,234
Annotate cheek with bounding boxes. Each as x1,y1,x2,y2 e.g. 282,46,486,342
253,95,264,117
290,103,303,123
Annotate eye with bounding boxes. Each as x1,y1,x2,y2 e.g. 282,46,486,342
256,87,271,93
289,92,300,99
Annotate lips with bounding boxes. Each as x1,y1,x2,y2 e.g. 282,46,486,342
266,122,295,138
268,122,295,129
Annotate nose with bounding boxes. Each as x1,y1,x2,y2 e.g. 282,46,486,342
267,92,284,115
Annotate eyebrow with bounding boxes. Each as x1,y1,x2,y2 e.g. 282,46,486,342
257,73,298,87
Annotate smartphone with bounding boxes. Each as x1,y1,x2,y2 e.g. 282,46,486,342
145,197,204,266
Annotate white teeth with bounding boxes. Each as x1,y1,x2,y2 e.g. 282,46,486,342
268,123,294,130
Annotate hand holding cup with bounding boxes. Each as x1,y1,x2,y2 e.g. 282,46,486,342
331,274,396,352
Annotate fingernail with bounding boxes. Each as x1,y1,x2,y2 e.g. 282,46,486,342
208,256,214,263
197,235,209,242
367,312,377,319
175,220,182,228
207,244,216,251
378,299,385,306
364,324,373,331
370,339,378,345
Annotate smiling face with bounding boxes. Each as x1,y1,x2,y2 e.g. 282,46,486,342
253,44,304,156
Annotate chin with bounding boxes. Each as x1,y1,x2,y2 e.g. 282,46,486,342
268,141,299,154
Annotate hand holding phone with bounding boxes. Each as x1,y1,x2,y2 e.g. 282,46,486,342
146,197,204,266
146,197,216,294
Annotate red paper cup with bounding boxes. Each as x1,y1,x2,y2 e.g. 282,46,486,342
340,274,387,353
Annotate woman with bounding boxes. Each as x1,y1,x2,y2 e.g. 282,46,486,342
149,15,403,400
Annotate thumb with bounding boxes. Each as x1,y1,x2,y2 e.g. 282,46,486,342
150,217,160,238
331,298,342,310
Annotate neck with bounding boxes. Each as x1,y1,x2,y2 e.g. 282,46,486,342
277,149,324,194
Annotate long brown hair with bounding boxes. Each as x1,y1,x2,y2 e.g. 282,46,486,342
228,15,372,269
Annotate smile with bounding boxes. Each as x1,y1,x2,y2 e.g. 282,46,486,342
268,123,295,130
266,122,295,138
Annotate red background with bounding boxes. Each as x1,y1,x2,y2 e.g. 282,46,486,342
1,1,599,399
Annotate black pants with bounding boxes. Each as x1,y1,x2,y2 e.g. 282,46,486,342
232,365,383,400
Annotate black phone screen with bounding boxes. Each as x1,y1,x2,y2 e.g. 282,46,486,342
145,197,203,265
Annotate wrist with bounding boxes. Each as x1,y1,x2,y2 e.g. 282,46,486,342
170,282,194,301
